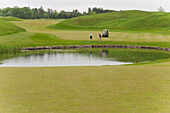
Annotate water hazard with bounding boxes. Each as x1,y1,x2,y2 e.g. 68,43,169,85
0,48,170,67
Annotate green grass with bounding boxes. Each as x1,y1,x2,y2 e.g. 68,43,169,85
0,65,169,113
48,10,170,35
0,15,169,113
0,17,169,52
77,48,170,62
0,32,59,47
0,20,25,36
0,16,25,36
0,16,23,21
1,18,170,52
12,19,170,43
1,49,170,65
1,32,170,49
0,51,25,62
50,10,153,29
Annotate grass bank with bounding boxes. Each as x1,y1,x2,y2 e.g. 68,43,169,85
0,20,25,36
49,10,170,32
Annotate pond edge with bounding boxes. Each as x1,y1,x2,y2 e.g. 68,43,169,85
22,45,170,52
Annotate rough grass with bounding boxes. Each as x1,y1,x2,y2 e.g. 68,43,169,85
48,10,170,33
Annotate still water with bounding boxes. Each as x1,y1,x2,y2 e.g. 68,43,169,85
0,48,170,67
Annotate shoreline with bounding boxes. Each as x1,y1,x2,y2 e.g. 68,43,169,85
22,45,170,51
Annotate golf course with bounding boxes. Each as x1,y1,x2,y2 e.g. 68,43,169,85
0,10,170,113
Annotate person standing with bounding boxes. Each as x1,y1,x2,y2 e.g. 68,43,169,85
99,33,102,42
90,32,92,40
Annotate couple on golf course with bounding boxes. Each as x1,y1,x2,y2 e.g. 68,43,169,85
90,33,102,42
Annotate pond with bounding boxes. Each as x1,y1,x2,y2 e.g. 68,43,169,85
0,48,170,67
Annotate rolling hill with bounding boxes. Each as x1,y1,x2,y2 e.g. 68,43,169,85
49,10,170,31
0,16,23,21
0,17,25,36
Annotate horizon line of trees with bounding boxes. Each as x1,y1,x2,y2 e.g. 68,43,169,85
0,6,116,19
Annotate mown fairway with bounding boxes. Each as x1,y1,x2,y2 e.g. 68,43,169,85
13,19,170,42
0,11,170,113
0,65,170,113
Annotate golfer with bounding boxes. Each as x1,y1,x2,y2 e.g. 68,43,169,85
99,33,102,42
90,32,92,40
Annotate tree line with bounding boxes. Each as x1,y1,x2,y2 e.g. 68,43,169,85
0,6,116,19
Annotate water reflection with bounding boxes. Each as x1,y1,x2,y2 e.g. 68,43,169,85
0,50,132,67
103,50,109,58
0,48,170,67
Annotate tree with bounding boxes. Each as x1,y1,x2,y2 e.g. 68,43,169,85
12,6,20,17
22,7,33,19
47,8,54,18
90,11,96,15
59,10,66,18
38,6,45,18
66,12,71,18
0,9,2,16
83,12,87,15
158,6,165,12
88,7,91,14
53,10,58,19
2,7,12,16
32,8,38,19
44,13,49,18
0,6,115,19
73,9,81,17
6,11,12,16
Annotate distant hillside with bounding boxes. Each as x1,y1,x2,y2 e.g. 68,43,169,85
0,17,25,36
49,10,170,31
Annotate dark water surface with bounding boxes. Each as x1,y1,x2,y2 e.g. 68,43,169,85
0,48,170,67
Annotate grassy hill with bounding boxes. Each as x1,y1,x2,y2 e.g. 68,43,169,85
49,10,170,31
0,16,23,21
0,17,25,36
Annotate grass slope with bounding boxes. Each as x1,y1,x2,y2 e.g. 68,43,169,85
0,17,25,36
0,16,23,21
49,10,170,32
